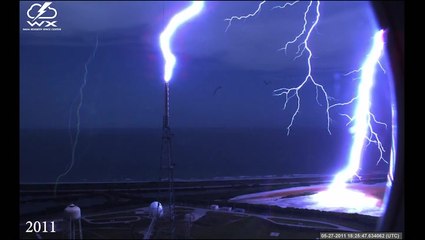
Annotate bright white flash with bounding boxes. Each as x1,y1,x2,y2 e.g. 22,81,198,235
331,30,385,190
159,1,204,83
312,186,380,213
226,2,389,213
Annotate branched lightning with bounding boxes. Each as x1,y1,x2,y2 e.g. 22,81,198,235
275,1,308,57
160,1,204,83
344,63,386,78
224,1,266,32
273,1,332,136
226,2,390,211
54,36,99,196
226,1,332,136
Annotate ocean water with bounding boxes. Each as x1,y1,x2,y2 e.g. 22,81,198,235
19,127,390,183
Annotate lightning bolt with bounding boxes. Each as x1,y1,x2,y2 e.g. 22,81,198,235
272,1,331,136
226,2,390,212
33,2,52,22
226,1,330,136
330,30,386,190
387,103,397,187
224,1,266,32
54,35,99,196
160,1,204,83
158,2,204,236
314,30,387,210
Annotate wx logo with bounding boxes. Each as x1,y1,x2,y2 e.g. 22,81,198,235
24,2,61,30
27,20,57,27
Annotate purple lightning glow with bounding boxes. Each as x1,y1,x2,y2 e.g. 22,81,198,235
226,2,390,213
312,30,386,211
330,30,386,190
312,186,381,213
159,1,204,83
387,103,397,187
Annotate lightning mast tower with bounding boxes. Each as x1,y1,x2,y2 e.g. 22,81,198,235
159,81,175,237
158,2,205,238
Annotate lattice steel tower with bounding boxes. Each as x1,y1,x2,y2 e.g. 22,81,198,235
159,81,175,237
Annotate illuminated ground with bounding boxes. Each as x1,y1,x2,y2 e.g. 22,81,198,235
230,182,386,217
20,175,384,239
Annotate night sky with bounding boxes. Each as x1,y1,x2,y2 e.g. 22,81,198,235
19,1,394,182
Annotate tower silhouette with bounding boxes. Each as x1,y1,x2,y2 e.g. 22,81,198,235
159,82,175,238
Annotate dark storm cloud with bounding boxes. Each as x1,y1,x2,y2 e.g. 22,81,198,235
20,1,377,70
20,1,390,129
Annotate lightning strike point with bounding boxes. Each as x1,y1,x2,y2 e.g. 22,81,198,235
226,3,390,213
330,29,386,190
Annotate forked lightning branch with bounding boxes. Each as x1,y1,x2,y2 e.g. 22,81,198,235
22,2,61,31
